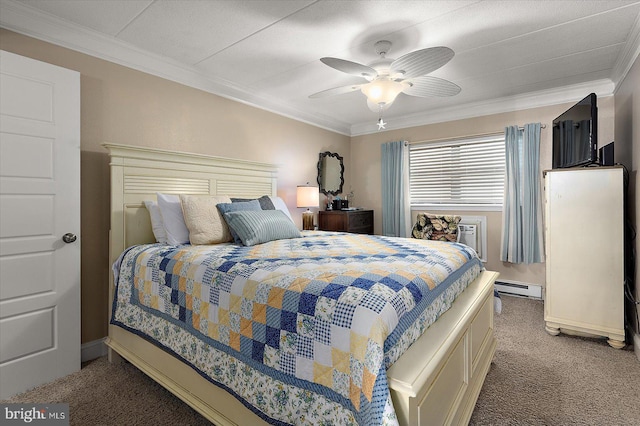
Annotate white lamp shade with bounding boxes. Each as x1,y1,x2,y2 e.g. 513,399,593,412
297,185,319,208
361,79,404,112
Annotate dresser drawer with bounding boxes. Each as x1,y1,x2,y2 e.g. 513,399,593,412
348,211,371,232
318,210,373,234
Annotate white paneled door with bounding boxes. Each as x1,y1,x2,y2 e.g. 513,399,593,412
0,50,80,399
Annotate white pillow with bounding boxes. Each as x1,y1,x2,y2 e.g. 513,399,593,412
180,194,233,245
269,196,294,223
143,200,168,244
156,193,190,245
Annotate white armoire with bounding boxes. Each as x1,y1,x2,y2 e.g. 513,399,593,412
544,166,625,349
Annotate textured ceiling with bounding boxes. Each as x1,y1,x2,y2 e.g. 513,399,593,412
2,0,639,135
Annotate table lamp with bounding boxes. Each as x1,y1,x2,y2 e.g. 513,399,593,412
297,183,319,230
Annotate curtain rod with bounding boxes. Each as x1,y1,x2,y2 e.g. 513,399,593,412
408,124,547,145
520,124,547,130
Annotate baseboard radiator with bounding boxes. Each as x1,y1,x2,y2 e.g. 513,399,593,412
495,279,543,299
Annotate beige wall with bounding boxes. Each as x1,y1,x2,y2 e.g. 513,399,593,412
0,29,351,343
350,98,615,286
614,54,640,355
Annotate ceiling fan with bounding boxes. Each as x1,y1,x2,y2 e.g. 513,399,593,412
310,40,461,127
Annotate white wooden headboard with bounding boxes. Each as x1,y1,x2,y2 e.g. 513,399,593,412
103,143,278,271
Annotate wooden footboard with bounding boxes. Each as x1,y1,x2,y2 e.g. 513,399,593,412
387,270,497,426
106,270,497,426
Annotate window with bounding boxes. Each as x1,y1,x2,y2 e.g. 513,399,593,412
409,134,505,209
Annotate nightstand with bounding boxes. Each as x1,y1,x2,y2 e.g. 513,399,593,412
318,210,373,234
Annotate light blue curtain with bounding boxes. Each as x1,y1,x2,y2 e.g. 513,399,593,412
501,123,545,263
381,141,408,237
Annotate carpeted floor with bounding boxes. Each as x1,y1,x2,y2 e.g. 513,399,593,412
470,295,640,426
4,295,640,425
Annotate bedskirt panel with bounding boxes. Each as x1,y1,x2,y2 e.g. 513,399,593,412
111,232,483,425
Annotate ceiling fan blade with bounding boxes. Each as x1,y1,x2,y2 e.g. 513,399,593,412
309,84,363,99
320,57,377,79
390,46,455,79
402,76,461,97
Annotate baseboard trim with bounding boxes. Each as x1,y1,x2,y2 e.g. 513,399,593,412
634,332,640,362
81,337,108,362
495,280,543,299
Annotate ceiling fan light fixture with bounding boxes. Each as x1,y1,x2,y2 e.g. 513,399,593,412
311,40,459,118
367,98,391,112
361,79,404,112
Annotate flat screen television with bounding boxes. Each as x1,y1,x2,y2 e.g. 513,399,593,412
552,93,598,168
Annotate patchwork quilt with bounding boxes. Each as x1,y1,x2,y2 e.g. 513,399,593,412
111,231,483,425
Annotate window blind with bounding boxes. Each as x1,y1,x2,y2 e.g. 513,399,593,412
409,135,505,207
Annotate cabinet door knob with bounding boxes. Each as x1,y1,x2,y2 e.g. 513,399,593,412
62,233,77,243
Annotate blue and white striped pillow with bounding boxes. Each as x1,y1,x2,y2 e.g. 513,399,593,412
216,200,262,244
222,210,301,246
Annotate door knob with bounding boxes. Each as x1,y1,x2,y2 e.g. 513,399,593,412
62,233,77,243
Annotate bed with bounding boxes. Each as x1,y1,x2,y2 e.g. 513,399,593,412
104,143,498,426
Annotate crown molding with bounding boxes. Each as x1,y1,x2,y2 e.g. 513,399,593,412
350,79,616,136
0,0,630,138
0,0,352,136
612,10,640,88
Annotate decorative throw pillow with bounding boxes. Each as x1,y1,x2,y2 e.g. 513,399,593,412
216,200,262,243
268,196,294,223
143,200,168,244
230,195,294,223
156,193,190,245
179,195,232,245
223,210,301,247
231,195,275,210
411,213,461,242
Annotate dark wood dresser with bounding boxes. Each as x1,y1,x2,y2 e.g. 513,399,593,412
318,210,373,234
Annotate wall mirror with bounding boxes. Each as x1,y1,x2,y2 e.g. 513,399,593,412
317,151,344,196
